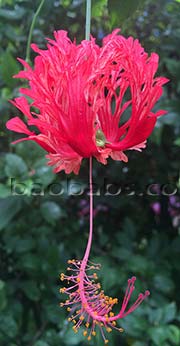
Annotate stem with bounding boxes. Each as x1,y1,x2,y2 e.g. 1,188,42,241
82,0,93,264
25,0,45,63
80,0,92,266
83,157,93,263
85,0,92,40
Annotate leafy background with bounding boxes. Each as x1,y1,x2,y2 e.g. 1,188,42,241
0,0,180,345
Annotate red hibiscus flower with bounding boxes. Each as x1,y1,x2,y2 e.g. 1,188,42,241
6,29,168,174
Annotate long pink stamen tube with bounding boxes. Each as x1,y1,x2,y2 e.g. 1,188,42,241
60,157,150,344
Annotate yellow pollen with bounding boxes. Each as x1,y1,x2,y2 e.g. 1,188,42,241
112,321,116,326
83,331,87,336
92,331,96,336
59,303,64,307
106,327,112,333
60,273,64,281
87,336,91,341
86,323,90,328
67,307,71,312
68,317,72,322
73,319,76,324
79,315,84,321
119,328,124,333
110,312,114,317
76,277,80,283
59,287,66,293
104,339,109,344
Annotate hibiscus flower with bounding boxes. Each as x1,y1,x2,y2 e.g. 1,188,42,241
7,29,168,174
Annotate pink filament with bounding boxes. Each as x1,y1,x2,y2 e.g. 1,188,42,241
75,158,149,321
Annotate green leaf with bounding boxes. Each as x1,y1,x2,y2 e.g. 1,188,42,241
0,183,11,198
92,0,107,17
0,197,22,231
149,307,164,325
149,326,168,345
108,0,145,26
154,274,174,294
128,255,150,274
0,280,7,311
165,58,180,78
20,254,40,271
121,314,148,338
5,153,28,178
132,342,146,346
1,52,19,88
44,303,64,324
34,341,49,346
174,137,180,146
149,302,177,325
40,201,62,224
0,314,18,338
14,237,35,253
0,6,25,20
61,0,71,8
34,158,55,187
162,302,177,323
168,325,180,345
21,281,40,301
63,327,84,345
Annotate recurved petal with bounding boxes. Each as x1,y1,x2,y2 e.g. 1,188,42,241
106,116,156,152
6,117,34,135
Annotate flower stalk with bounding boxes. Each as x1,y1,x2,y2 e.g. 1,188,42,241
25,0,45,64
85,0,92,40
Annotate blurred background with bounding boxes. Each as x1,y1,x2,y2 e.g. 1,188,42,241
0,0,180,345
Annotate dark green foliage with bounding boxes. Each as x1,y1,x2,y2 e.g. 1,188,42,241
0,0,180,345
